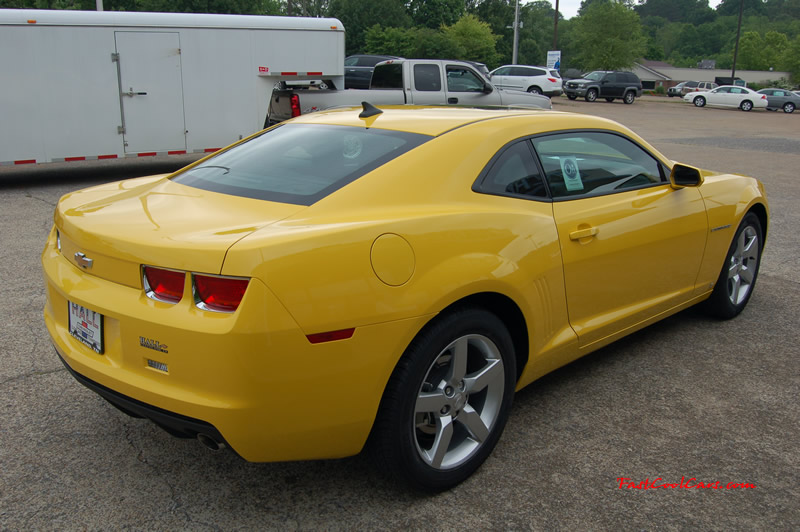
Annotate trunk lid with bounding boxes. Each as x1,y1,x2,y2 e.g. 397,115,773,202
56,175,304,288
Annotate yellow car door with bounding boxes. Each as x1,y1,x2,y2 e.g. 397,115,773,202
532,131,708,349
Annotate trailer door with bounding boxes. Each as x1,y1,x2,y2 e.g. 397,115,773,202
114,32,186,154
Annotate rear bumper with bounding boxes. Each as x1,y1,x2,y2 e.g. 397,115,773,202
42,227,428,463
55,347,230,446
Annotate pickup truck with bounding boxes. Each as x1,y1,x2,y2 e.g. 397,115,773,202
267,59,552,125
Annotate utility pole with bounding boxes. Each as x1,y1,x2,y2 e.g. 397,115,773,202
512,0,520,64
96,0,103,10
731,0,744,82
553,0,559,50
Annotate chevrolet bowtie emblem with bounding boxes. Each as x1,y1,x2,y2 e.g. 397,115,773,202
74,252,94,269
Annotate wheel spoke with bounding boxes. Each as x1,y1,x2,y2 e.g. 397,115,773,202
737,231,748,255
740,265,755,284
730,275,741,304
415,390,447,414
426,415,454,469
447,337,469,383
464,358,503,394
459,404,489,443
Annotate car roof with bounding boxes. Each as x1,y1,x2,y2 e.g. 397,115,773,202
284,105,623,137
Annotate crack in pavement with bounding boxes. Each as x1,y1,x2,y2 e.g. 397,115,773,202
0,366,66,387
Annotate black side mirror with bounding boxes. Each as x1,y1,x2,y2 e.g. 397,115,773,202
483,83,493,94
670,163,703,188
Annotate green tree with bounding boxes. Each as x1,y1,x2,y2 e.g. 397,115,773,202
327,0,410,55
443,13,499,65
736,31,766,70
572,1,646,70
764,30,789,70
781,34,800,82
408,0,465,29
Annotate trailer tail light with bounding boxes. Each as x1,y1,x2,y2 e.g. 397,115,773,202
193,274,249,313
143,266,185,304
290,94,301,118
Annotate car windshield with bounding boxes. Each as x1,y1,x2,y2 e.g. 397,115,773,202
172,124,430,205
584,72,604,81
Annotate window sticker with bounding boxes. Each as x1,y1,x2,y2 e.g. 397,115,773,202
560,156,584,191
342,135,363,160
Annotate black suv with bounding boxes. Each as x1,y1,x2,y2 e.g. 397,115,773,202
564,71,643,104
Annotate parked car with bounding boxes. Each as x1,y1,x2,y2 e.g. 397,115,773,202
488,64,562,96
684,85,768,111
44,104,768,492
667,82,686,97
563,71,642,104
344,54,399,89
681,81,719,94
757,88,800,113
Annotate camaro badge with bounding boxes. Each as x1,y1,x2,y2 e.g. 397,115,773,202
139,336,168,353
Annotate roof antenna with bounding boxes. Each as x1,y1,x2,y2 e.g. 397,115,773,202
359,101,383,119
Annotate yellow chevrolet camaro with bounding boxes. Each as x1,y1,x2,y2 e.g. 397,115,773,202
43,105,768,491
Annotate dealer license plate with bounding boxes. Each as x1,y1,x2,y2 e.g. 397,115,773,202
68,301,104,354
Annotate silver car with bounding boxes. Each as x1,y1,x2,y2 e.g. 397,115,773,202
757,88,800,114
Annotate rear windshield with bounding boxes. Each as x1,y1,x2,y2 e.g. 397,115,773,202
371,63,403,89
172,124,430,205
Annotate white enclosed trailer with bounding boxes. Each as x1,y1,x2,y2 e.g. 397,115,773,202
0,9,344,165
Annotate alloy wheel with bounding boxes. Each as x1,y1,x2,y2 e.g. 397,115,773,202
727,225,759,306
413,334,505,470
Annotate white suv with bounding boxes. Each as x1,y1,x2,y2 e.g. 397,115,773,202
488,65,563,97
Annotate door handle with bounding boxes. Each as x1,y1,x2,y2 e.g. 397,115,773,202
448,97,458,104
123,88,147,97
569,226,598,240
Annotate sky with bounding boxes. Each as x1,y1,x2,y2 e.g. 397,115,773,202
546,0,724,20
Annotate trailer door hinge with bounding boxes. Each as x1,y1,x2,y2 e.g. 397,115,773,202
111,53,119,62
118,126,125,134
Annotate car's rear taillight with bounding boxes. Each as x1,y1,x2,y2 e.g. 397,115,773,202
290,94,301,118
761,95,767,100
143,266,185,303
193,274,249,313
548,78,557,83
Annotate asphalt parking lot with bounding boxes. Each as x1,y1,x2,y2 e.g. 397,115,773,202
1,97,798,530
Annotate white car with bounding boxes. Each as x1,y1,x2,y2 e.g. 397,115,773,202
488,65,562,97
683,85,768,112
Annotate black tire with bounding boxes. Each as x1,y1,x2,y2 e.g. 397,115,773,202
369,307,516,492
585,88,598,102
527,86,542,95
740,100,753,112
567,94,577,100
623,91,635,104
605,98,614,102
702,212,763,320
694,96,706,107
784,102,795,113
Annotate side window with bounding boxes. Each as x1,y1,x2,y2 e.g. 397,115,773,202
476,141,547,199
493,66,511,76
344,56,359,66
604,73,617,83
528,68,545,76
446,66,484,92
414,64,442,92
510,67,529,76
531,132,665,199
